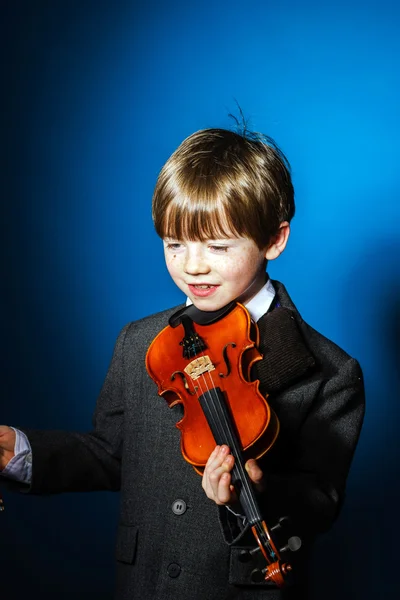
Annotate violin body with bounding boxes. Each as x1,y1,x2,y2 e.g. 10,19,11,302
145,303,279,474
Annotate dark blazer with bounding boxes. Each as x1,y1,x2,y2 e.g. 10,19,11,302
23,281,365,600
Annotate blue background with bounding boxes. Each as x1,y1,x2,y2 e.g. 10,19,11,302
1,0,399,597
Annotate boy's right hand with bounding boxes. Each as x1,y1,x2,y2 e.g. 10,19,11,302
202,445,266,507
0,426,16,471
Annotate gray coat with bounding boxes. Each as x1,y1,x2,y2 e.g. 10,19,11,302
24,281,365,600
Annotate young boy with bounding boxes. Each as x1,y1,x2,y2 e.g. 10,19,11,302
0,128,365,599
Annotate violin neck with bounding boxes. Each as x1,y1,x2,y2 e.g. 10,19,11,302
198,387,263,525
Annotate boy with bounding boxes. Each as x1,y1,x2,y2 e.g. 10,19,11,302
0,128,365,599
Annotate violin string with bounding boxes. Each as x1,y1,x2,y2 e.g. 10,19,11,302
196,366,262,527
187,336,261,525
199,370,276,559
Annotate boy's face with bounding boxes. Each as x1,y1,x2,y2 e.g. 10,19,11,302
163,236,269,311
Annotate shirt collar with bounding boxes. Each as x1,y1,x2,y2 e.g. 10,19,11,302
185,278,276,323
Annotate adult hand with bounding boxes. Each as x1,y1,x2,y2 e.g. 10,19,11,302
0,426,16,471
202,444,265,506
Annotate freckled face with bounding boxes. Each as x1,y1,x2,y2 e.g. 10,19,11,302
163,237,268,311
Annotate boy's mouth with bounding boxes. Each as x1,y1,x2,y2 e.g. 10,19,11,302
188,284,219,297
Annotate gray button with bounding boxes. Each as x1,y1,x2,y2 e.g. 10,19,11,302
167,563,181,578
171,499,187,515
25,453,32,465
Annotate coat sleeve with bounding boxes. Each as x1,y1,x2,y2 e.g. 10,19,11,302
219,356,365,544
20,323,131,494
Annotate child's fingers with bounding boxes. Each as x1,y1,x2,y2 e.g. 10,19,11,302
214,471,233,504
205,445,229,468
205,462,233,504
202,445,229,481
202,447,235,504
202,455,232,495
245,458,266,492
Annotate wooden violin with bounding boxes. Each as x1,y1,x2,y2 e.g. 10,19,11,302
146,301,301,587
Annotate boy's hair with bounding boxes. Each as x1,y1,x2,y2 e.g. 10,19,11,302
152,128,295,249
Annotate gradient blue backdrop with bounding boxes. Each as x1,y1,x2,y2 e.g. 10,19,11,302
1,1,399,598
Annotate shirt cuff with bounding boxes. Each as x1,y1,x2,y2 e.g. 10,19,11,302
0,428,32,484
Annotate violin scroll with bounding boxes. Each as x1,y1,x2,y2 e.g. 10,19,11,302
242,516,302,587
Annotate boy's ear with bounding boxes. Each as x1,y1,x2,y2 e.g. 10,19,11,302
265,222,290,260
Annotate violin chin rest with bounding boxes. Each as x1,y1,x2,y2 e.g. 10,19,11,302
169,302,237,328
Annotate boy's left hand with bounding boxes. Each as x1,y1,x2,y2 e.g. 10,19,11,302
202,444,265,506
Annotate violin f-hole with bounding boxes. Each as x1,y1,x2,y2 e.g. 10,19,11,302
219,342,237,378
170,371,198,395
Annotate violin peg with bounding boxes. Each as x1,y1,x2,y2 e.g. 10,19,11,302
238,546,261,563
270,515,290,533
279,536,302,554
238,550,251,563
250,568,265,583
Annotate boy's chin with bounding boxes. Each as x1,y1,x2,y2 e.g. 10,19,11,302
189,297,234,313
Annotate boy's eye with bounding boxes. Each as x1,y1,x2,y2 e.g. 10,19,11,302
210,245,229,253
166,242,183,251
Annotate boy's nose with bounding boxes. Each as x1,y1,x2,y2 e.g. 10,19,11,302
184,251,211,275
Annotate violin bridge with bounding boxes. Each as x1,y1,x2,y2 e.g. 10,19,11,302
184,356,215,380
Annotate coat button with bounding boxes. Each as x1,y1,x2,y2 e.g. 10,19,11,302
171,499,187,515
167,563,181,578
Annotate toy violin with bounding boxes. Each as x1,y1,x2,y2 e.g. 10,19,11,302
146,301,301,587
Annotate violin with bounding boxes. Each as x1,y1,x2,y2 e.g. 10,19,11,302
146,301,301,587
